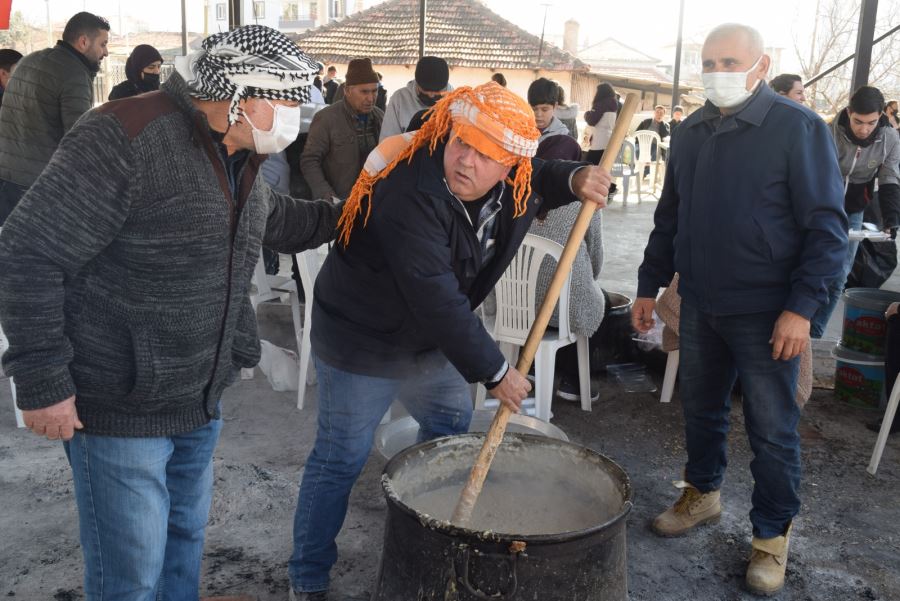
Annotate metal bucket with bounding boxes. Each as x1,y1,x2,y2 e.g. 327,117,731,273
373,433,633,600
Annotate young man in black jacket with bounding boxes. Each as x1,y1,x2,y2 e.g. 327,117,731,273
287,82,612,600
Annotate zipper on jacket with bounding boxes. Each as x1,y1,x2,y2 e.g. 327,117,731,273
196,124,243,415
443,178,504,264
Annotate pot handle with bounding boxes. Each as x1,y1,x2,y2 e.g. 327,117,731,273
456,546,519,600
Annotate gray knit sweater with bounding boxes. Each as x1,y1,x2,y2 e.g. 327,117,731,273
0,73,340,437
528,203,605,337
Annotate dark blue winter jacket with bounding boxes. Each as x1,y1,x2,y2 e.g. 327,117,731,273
637,84,848,320
311,140,585,382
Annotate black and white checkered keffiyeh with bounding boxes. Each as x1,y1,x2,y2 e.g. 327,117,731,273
178,25,319,123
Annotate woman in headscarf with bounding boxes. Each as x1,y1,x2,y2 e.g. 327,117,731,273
108,44,163,100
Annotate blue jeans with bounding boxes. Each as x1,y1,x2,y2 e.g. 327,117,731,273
288,355,473,593
64,416,223,601
810,210,864,338
679,302,801,539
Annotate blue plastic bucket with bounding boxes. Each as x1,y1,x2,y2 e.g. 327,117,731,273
832,344,885,408
841,289,900,355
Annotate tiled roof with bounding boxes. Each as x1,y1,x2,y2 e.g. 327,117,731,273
291,0,587,71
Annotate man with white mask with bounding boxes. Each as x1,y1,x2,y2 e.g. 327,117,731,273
631,23,847,596
0,25,340,601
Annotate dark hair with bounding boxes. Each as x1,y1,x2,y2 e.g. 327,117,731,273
327,65,337,73
849,86,885,115
672,105,684,114
556,83,566,105
491,72,507,87
592,83,615,106
769,73,802,95
528,77,559,107
0,49,23,72
62,12,110,44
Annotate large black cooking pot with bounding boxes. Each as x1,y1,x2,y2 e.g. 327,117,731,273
372,433,633,600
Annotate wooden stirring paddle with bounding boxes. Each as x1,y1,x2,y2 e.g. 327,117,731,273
451,93,641,526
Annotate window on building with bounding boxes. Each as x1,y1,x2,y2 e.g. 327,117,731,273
309,0,317,20
253,1,266,19
215,3,226,20
283,1,300,20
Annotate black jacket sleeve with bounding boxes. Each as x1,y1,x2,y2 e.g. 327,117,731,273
262,185,341,253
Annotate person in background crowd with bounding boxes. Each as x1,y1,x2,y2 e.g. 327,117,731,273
491,72,507,87
108,44,163,100
313,63,324,93
885,99,899,131
380,55,451,140
633,23,846,596
375,71,387,111
635,104,670,177
669,105,684,135
0,25,336,601
301,58,383,202
288,81,611,600
0,11,109,225
584,82,619,196
0,49,22,106
554,82,579,139
770,73,806,104
323,65,339,104
527,78,603,402
809,86,900,338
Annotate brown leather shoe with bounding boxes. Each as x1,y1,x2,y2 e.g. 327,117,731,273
652,481,722,537
746,523,792,596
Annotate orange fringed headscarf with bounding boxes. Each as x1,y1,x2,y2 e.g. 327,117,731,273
337,82,541,246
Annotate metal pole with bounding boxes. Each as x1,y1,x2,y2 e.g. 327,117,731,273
536,3,550,67
181,0,188,55
805,22,899,87
418,0,426,59
850,0,878,91
45,0,53,48
670,0,685,108
229,0,242,30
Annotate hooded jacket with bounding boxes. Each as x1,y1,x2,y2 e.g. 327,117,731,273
380,80,454,141
831,109,900,227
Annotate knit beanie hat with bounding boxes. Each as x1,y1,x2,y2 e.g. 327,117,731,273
125,44,163,83
415,56,450,92
177,24,319,123
338,81,540,246
344,58,379,86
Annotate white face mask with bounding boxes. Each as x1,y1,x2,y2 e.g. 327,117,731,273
701,55,763,109
243,100,301,154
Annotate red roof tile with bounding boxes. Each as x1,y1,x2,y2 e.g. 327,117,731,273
291,0,587,71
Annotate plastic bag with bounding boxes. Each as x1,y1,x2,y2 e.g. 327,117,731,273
257,339,299,392
633,310,664,351
846,238,898,289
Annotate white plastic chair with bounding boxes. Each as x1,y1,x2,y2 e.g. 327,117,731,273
610,140,636,204
633,130,663,200
475,234,592,421
290,244,329,410
0,315,23,428
250,251,295,310
660,350,679,404
868,372,900,475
